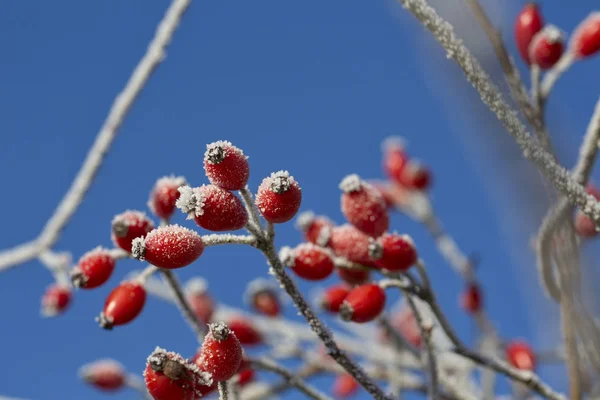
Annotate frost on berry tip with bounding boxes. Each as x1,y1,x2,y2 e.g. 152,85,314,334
176,186,205,220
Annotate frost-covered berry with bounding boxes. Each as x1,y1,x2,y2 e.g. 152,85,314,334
148,176,187,219
145,347,212,400
296,211,334,246
41,284,72,317
176,185,248,231
330,224,373,265
333,373,359,398
132,225,204,270
370,233,417,272
340,283,386,323
228,317,262,346
514,3,544,65
280,243,335,281
398,161,431,191
185,278,215,325
71,247,116,289
197,322,243,382
320,284,350,313
530,26,564,69
204,141,249,190
460,284,483,314
246,280,281,317
571,12,600,59
97,281,146,329
337,268,371,285
383,137,408,182
255,171,302,223
111,211,154,253
80,359,126,392
340,174,389,237
505,340,536,371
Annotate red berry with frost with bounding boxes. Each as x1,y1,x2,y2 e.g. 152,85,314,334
246,280,281,317
382,137,408,182
514,3,544,65
330,224,373,265
204,141,249,190
71,247,116,289
281,243,335,281
571,13,600,58
530,26,564,69
333,373,359,398
340,283,386,323
148,176,187,219
337,268,371,285
80,359,126,391
132,225,204,270
41,284,72,317
370,233,417,272
256,171,302,223
97,281,146,329
111,211,154,253
228,317,262,346
506,340,536,370
197,322,243,382
575,185,600,237
460,284,483,314
177,185,248,231
145,348,212,400
340,174,389,237
398,161,431,190
185,278,215,324
320,284,351,313
296,211,335,246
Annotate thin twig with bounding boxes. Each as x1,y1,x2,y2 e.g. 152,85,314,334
202,234,257,247
540,53,576,101
218,381,229,400
239,187,264,236
160,269,206,340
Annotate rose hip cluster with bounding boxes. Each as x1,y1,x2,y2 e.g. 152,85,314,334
514,4,600,69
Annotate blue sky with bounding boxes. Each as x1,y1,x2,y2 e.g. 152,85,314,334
0,1,598,399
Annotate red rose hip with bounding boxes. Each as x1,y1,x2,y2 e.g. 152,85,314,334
111,211,154,253
185,278,215,324
514,3,544,65
148,176,187,219
340,174,389,237
256,171,302,223
340,283,386,323
41,284,72,317
382,137,408,183
71,247,116,289
330,224,373,265
79,359,126,391
228,317,262,346
337,267,371,285
370,233,417,272
97,281,146,329
280,243,335,281
246,279,281,317
460,284,483,314
398,161,431,190
530,26,564,69
177,185,248,231
204,141,250,190
320,284,351,313
333,373,360,398
196,322,243,382
505,340,536,370
296,211,334,246
571,12,600,58
132,225,204,269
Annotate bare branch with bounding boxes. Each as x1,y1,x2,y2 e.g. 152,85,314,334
161,269,206,340
218,381,229,400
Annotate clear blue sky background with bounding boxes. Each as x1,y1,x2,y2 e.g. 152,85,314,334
0,1,598,399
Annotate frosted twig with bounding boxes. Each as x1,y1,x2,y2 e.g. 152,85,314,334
396,0,600,226
242,364,321,400
239,187,264,236
540,53,576,101
160,269,206,340
249,358,333,400
218,381,229,400
202,234,257,247
378,316,420,357
0,0,192,273
136,265,159,283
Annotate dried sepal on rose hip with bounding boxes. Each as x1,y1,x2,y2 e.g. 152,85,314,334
145,347,213,400
514,3,544,65
339,174,389,238
176,185,248,231
529,26,564,69
111,210,154,253
296,211,334,246
79,359,126,392
227,317,262,346
148,175,187,219
196,322,243,382
71,247,116,289
505,340,536,371
245,279,281,317
369,233,417,272
280,243,335,281
339,283,386,323
96,281,146,330
460,283,483,314
185,278,215,325
256,171,302,223
571,12,600,59
41,283,72,317
204,141,250,190
132,225,204,270
333,373,360,398
320,284,351,313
